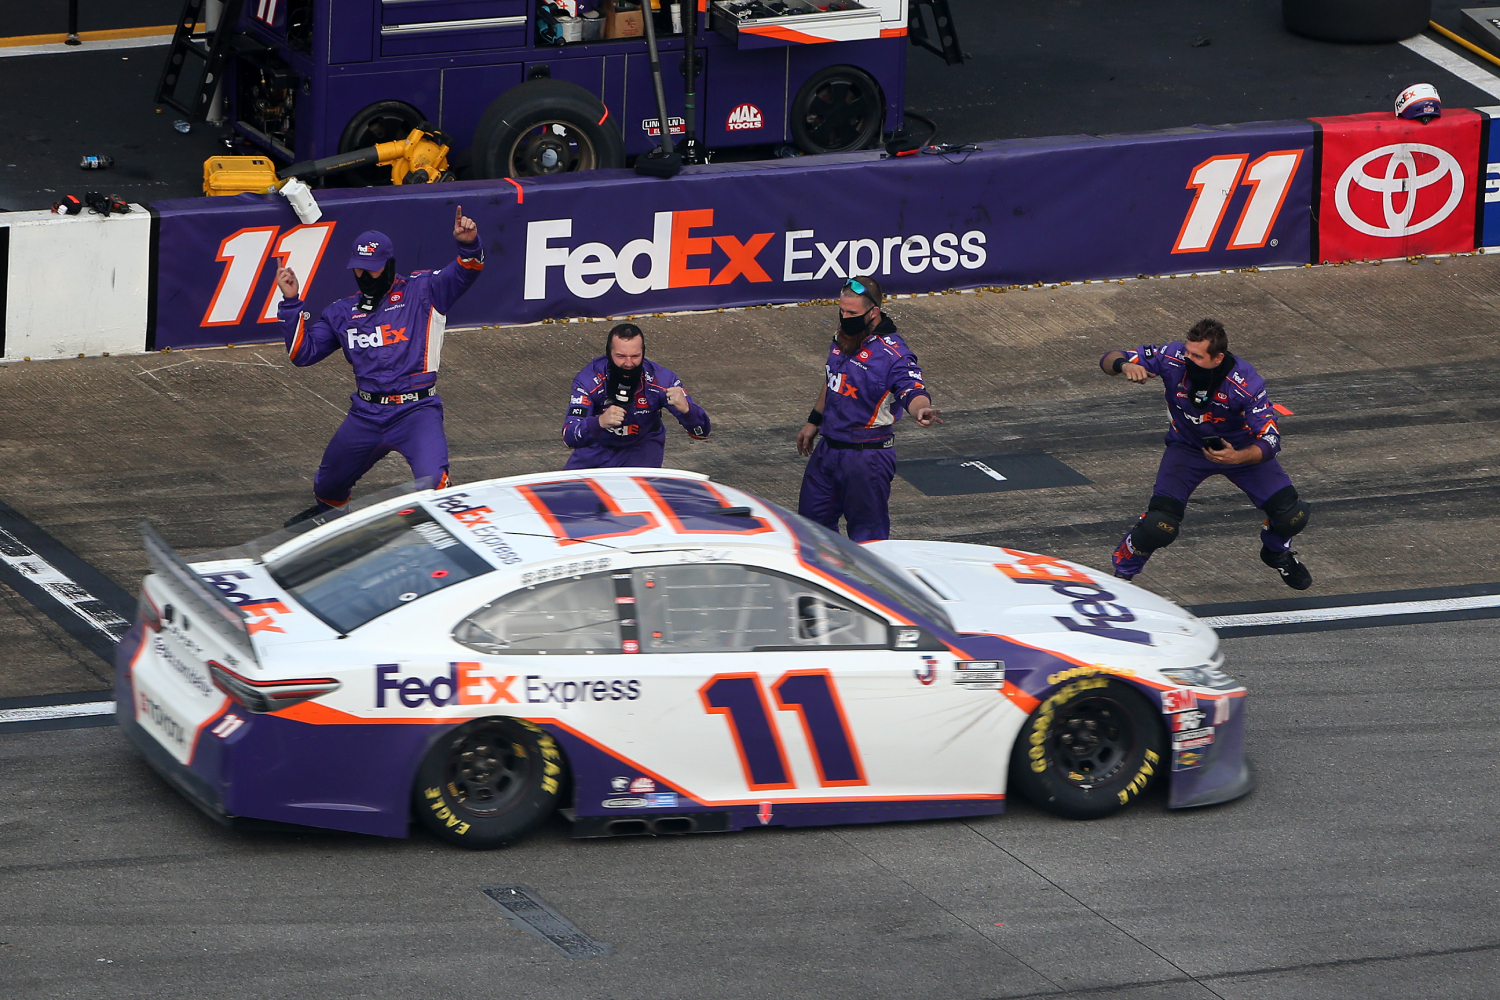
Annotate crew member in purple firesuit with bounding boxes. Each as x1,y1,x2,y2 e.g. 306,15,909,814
796,277,941,542
562,323,710,469
1100,318,1312,589
274,206,484,525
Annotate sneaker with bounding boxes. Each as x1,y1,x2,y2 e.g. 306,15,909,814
284,502,332,528
1261,546,1311,590
1113,570,1136,581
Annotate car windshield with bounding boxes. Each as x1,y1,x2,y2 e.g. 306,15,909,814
268,504,493,634
766,502,954,632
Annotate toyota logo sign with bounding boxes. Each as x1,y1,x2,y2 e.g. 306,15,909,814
1334,142,1465,238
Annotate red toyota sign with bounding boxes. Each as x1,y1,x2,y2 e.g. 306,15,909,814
1313,110,1482,261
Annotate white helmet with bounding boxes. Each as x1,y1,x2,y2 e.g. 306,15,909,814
1395,83,1442,122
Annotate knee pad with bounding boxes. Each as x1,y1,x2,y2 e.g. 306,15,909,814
1263,486,1310,538
1129,495,1185,553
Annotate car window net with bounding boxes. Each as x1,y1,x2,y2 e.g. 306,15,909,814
636,564,885,653
455,573,620,654
269,505,493,634
765,502,955,631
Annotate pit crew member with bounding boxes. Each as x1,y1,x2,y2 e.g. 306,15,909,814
796,277,941,542
562,323,710,469
1100,318,1311,589
275,207,483,525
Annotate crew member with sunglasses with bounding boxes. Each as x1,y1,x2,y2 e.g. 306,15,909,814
796,277,942,541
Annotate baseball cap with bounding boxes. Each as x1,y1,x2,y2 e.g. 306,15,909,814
1395,83,1442,121
348,230,395,270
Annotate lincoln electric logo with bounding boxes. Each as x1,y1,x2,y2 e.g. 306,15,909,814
726,104,763,131
526,212,988,300
1335,143,1465,238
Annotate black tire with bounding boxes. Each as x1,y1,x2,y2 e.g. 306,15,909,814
1282,0,1431,44
790,65,885,155
1010,678,1166,820
471,79,626,179
413,717,566,849
337,100,427,186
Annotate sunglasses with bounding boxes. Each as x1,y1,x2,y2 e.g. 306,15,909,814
842,278,878,303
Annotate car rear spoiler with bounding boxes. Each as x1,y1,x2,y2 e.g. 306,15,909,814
139,521,258,667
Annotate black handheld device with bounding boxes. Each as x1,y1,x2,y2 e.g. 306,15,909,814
1201,436,1226,451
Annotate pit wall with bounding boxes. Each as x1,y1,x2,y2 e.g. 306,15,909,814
2,109,1495,360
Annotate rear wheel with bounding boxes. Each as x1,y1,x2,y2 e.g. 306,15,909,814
471,79,626,179
790,65,884,155
337,100,426,186
1010,678,1165,820
413,717,565,849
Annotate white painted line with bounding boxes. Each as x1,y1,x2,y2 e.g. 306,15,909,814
1199,593,1500,630
0,526,132,641
0,35,172,59
0,701,115,725
1399,34,1500,101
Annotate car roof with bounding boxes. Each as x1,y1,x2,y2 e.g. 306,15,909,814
272,468,800,571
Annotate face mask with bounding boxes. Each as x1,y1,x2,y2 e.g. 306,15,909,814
354,262,395,313
839,311,870,338
606,357,642,407
1185,352,1236,408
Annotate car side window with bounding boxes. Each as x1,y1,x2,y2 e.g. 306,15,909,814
454,573,619,654
635,564,886,653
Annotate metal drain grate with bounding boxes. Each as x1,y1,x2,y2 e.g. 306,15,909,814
480,885,613,958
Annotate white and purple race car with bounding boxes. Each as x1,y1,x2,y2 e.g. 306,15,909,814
118,469,1251,848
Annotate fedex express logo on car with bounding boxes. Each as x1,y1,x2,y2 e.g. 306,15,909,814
993,549,1153,646
525,211,988,300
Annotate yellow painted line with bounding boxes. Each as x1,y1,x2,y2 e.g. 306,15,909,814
0,23,203,48
1428,20,1500,70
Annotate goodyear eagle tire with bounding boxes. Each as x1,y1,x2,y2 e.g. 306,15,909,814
1010,678,1165,820
413,717,565,849
471,79,625,179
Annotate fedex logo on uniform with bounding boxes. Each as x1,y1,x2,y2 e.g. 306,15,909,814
524,211,990,301
347,324,407,349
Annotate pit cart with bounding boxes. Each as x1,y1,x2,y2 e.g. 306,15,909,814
157,0,963,181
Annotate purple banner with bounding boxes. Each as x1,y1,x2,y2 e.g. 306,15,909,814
151,120,1314,350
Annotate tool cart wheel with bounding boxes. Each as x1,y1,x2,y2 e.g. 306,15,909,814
790,65,885,156
471,80,626,179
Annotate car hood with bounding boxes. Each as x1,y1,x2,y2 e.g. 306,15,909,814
865,540,1219,669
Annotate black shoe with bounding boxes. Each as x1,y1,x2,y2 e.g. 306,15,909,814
1261,546,1311,590
284,502,332,528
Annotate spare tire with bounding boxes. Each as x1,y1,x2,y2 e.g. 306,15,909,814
471,79,626,179
1283,0,1432,44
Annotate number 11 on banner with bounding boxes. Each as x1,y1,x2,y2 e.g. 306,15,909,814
1172,150,1304,254
201,223,336,327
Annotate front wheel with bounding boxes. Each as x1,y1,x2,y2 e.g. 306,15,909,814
471,79,626,179
413,717,566,849
1010,678,1165,820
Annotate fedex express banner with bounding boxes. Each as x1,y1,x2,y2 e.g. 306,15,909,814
151,121,1316,350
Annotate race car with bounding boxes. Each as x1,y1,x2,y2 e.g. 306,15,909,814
117,469,1252,849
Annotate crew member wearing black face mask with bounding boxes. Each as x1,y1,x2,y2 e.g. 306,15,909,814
562,323,711,469
795,277,942,542
1100,317,1312,589
275,207,484,525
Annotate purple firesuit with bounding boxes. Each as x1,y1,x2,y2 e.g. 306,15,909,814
562,357,710,469
1110,341,1297,577
277,236,484,505
798,317,928,542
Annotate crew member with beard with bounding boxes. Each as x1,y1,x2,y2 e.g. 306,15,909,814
274,206,484,525
1100,317,1312,589
561,323,710,469
795,277,942,542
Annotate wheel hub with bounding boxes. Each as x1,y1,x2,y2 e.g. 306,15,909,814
1051,697,1133,788
447,730,529,815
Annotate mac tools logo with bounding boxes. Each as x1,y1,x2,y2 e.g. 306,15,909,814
726,104,763,131
1334,143,1465,237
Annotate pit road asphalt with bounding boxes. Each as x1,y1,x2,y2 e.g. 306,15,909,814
1,253,1498,996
